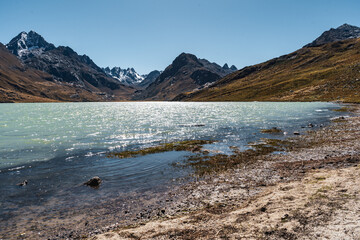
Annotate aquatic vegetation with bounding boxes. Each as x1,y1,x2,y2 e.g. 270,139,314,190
175,138,298,176
107,140,214,159
108,137,299,176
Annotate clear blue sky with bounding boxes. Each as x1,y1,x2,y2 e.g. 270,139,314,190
1,0,359,74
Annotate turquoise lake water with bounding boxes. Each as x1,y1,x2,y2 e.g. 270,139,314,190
0,102,343,168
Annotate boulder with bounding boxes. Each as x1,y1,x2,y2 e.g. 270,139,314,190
84,176,102,188
17,180,28,186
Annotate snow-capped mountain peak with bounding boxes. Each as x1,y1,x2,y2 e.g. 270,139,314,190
6,30,55,58
103,66,161,87
103,66,145,86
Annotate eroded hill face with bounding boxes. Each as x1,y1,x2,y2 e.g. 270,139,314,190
134,53,237,100
178,38,360,103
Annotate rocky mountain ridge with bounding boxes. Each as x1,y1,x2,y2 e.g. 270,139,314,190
305,23,360,47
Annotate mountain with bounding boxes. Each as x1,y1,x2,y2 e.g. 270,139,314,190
0,43,106,103
176,28,360,103
222,63,237,71
305,23,360,47
5,31,135,100
103,67,161,88
134,53,237,100
139,70,161,88
103,66,144,86
6,30,55,58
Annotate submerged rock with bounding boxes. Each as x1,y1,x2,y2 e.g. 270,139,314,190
84,176,102,188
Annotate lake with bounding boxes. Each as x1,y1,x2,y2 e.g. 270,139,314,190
0,102,344,237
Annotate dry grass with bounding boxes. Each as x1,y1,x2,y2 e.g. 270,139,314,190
180,38,360,103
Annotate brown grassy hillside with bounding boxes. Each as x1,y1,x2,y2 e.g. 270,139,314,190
177,38,360,103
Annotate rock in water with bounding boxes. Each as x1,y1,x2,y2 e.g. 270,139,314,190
17,180,28,186
84,176,102,188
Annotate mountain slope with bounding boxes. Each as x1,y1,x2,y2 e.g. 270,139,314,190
177,38,360,103
135,53,236,100
5,31,135,100
0,43,106,103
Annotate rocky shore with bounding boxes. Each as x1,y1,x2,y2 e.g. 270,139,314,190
92,104,360,240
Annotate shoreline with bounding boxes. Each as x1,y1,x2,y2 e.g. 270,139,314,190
91,104,360,239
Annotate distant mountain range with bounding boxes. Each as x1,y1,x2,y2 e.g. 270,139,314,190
1,23,360,103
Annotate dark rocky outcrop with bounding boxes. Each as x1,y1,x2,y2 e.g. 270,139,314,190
84,176,102,188
305,23,360,47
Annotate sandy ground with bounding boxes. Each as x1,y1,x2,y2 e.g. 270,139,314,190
92,106,360,240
